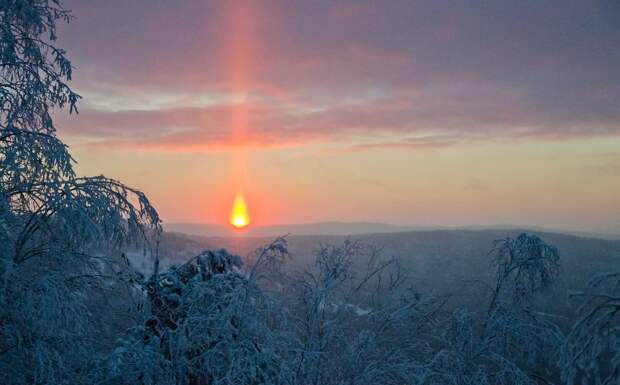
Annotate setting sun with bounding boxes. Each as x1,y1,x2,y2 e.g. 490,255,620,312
230,193,250,229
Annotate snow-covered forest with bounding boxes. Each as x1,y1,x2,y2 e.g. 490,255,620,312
1,1,619,384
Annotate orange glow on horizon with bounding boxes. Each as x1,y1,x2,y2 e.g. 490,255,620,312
230,193,250,229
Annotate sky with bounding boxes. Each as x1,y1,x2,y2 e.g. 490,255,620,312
55,0,620,233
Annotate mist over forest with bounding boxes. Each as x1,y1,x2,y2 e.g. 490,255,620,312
2,1,620,385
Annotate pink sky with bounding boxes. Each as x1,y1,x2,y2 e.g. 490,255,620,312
55,1,620,233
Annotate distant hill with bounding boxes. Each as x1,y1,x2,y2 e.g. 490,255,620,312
165,221,620,240
159,228,620,321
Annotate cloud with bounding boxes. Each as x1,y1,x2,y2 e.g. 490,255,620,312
56,0,620,152
56,81,620,152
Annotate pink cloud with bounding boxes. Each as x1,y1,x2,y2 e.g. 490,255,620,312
57,83,620,153
55,0,620,152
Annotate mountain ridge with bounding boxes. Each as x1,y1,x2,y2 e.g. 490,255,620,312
164,221,620,240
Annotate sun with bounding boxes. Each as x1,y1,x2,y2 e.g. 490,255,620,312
230,193,250,229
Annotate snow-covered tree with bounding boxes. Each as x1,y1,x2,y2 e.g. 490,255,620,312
561,272,620,385
485,234,563,379
0,1,161,383
422,234,563,385
285,240,440,385
487,233,560,314
422,309,538,385
96,239,292,385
